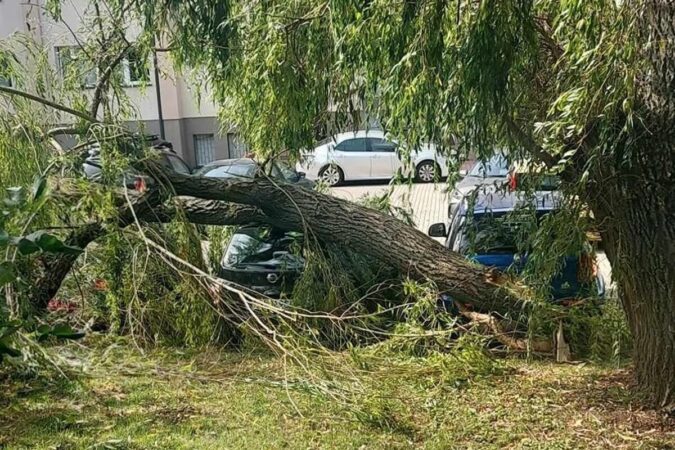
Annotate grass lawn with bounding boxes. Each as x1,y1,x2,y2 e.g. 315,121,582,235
0,337,673,449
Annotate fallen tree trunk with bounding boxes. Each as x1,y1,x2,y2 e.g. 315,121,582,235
31,172,528,318
163,173,527,316
30,194,267,310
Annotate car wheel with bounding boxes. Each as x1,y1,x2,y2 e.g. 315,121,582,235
416,161,439,183
319,164,343,186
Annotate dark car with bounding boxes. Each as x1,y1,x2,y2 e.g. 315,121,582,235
219,226,305,298
196,158,315,189
83,136,191,188
429,189,605,303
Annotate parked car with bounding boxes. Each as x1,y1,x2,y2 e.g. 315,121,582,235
196,158,315,189
507,159,561,192
429,189,605,303
297,129,449,186
219,226,305,298
448,153,510,217
83,136,191,188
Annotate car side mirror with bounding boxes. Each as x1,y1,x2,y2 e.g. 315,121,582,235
297,171,306,179
428,223,448,237
459,169,468,177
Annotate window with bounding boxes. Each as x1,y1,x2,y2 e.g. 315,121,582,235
56,47,97,87
335,138,367,152
56,46,150,88
122,49,150,86
194,134,215,167
223,227,304,268
469,154,509,178
271,162,300,182
368,138,397,152
227,133,249,159
165,154,191,174
448,207,464,252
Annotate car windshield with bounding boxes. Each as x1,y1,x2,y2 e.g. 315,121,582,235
458,209,550,254
165,154,191,174
270,162,299,181
223,228,304,267
201,163,257,179
469,154,509,177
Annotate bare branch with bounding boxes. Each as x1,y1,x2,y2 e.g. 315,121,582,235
47,126,88,137
457,303,553,353
534,16,564,62
503,114,557,168
0,84,96,123
89,41,133,118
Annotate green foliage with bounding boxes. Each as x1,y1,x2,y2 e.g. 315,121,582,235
204,226,233,273
132,0,640,169
569,297,632,364
87,223,233,347
0,314,84,363
4,345,671,449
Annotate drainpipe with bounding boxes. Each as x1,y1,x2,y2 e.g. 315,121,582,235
152,48,165,139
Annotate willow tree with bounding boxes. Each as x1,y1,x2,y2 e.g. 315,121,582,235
123,0,674,406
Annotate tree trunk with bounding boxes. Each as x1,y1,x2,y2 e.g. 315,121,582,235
612,0,675,409
587,138,675,408
165,172,526,316
593,189,675,409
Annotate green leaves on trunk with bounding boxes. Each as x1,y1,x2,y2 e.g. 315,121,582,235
35,323,85,342
15,231,83,256
1,227,83,288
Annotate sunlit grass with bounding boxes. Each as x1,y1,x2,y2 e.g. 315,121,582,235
1,338,672,450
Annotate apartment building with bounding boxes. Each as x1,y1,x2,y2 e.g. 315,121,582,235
0,0,247,168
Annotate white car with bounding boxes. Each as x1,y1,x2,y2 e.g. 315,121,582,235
296,130,449,186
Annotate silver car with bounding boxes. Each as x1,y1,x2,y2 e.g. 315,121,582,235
297,130,449,186
448,153,510,216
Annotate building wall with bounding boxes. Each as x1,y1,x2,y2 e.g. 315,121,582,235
0,0,238,168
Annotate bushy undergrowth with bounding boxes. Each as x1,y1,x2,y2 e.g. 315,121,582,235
57,223,236,348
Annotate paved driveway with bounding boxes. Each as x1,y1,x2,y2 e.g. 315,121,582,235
330,182,449,241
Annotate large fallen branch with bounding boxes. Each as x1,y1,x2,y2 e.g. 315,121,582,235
162,172,527,316
30,193,267,310
31,170,529,318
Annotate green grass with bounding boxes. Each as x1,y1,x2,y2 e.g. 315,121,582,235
0,338,673,450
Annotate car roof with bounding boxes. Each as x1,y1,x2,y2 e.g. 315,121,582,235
316,129,385,145
459,187,562,214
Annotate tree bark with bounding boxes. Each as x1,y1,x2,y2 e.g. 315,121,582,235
598,0,675,409
29,195,267,310
164,172,526,316
590,181,675,409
